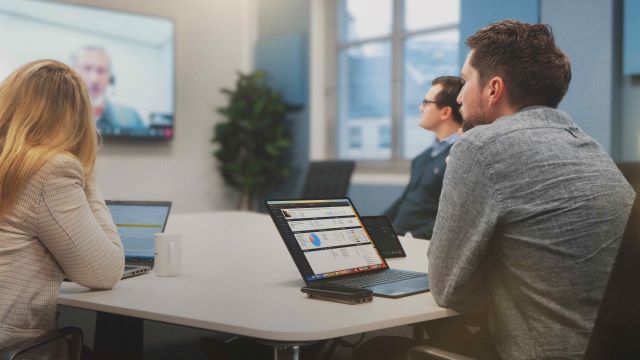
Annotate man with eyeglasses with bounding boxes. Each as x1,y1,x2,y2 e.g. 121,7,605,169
384,76,463,240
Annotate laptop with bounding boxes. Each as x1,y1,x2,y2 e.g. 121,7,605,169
265,198,429,298
106,200,172,279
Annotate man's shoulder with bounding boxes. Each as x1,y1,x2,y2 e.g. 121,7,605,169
412,142,451,164
109,102,139,117
462,107,574,147
104,101,144,127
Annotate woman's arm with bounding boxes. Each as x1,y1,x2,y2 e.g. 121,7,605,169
36,155,124,289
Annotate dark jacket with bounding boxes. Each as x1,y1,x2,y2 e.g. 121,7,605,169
385,142,453,239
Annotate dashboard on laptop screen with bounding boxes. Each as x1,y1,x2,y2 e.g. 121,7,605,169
266,199,388,282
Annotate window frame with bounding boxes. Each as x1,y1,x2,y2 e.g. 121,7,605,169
325,0,460,172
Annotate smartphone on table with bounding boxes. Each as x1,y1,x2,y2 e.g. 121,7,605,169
300,284,373,305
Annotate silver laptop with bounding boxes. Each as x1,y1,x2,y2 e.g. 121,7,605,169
265,198,429,298
106,200,172,279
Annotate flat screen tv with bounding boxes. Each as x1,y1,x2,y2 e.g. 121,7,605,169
0,0,175,139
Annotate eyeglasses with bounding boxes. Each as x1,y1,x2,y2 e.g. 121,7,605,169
421,99,459,109
421,99,440,107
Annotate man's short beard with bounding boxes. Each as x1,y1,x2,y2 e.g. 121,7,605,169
462,119,475,132
461,113,491,132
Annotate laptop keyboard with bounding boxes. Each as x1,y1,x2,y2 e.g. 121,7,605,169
324,269,425,288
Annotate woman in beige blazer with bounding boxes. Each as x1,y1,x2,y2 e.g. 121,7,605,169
0,60,125,347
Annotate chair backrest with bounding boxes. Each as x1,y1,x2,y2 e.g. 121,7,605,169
616,162,640,191
584,194,640,359
0,327,83,360
300,160,355,199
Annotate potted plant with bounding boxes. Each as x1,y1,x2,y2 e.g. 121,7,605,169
212,71,295,210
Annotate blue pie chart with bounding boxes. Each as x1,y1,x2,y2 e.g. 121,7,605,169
309,233,321,247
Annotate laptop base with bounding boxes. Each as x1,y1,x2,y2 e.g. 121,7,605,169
122,266,151,279
367,275,430,298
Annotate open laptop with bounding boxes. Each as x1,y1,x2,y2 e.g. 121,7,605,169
265,198,429,298
106,200,172,279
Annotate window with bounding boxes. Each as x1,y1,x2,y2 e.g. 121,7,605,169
331,0,460,162
348,126,363,148
379,125,391,149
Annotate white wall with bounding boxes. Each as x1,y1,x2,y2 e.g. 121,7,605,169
56,0,256,213
310,0,328,161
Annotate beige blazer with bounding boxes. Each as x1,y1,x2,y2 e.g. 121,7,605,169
0,154,124,347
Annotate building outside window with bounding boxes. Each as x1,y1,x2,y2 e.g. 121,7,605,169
348,125,363,148
379,125,391,149
332,0,460,163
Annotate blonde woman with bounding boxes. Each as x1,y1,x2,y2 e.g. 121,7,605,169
0,60,124,347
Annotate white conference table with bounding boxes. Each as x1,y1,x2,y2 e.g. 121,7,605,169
59,211,457,359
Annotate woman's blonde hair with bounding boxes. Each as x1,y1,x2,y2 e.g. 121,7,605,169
0,59,97,217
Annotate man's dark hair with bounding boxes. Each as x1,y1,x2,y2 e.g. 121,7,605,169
466,20,571,109
432,76,464,124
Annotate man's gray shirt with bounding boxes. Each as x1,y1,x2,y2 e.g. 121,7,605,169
428,107,635,359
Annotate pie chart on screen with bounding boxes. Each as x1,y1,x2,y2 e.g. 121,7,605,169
309,233,321,247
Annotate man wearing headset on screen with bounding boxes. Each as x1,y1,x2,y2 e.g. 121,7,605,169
71,45,145,135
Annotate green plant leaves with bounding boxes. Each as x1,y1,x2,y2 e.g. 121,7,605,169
212,71,297,200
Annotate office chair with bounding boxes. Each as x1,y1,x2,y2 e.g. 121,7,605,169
407,194,640,360
583,193,640,359
616,161,640,191
299,160,355,199
0,327,83,360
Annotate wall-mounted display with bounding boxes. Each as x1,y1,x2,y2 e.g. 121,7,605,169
0,0,175,139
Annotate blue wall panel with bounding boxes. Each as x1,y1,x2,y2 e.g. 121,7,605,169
255,33,309,201
459,0,539,67
542,0,616,154
255,33,308,105
624,0,640,75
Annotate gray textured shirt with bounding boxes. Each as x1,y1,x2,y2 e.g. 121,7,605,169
428,107,635,359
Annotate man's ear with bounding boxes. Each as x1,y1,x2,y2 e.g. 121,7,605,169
440,106,452,120
487,76,505,107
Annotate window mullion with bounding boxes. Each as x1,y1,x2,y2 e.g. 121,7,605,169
337,35,394,49
391,0,404,161
402,23,459,39
326,0,339,159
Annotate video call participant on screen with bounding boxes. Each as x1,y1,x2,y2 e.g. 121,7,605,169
384,76,463,240
0,60,124,348
71,45,145,134
425,20,635,359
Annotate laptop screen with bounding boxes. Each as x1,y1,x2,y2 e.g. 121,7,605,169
266,199,388,282
106,201,172,261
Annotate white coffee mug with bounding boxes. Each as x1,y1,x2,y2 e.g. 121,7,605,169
154,233,182,277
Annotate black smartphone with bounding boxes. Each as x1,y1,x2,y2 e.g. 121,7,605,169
301,284,373,305
361,216,407,258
